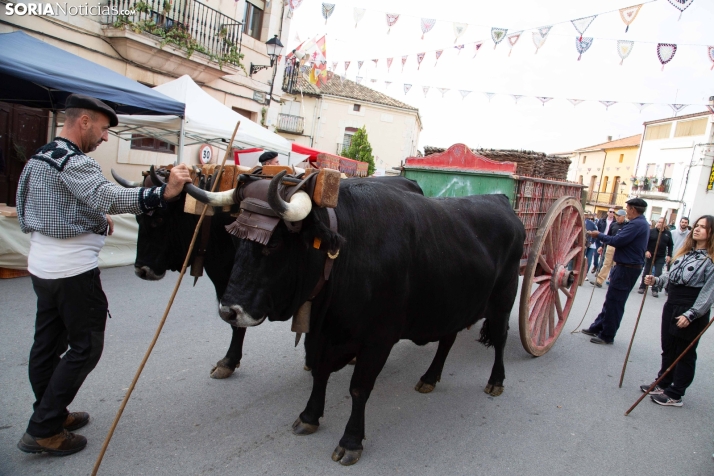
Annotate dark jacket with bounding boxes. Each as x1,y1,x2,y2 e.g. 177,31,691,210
646,227,674,259
585,219,598,247
596,217,616,249
599,215,650,266
601,220,625,251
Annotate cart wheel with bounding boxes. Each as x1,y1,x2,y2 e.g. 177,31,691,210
519,197,585,356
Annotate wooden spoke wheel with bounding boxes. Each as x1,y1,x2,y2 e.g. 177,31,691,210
519,197,585,356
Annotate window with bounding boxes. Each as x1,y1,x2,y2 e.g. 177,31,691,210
232,107,256,122
243,1,264,40
601,176,609,193
674,118,708,137
582,155,587,164
342,127,358,152
618,154,624,163
645,163,657,177
353,104,361,112
130,135,175,154
644,123,671,140
664,163,674,179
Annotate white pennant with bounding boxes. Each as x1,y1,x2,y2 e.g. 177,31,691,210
453,22,468,43
353,8,366,28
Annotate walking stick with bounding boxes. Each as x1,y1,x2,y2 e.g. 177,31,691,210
618,228,663,388
625,315,714,416
91,122,241,476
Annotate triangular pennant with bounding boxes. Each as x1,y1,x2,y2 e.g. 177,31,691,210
634,102,650,113
370,79,377,83
453,22,468,43
416,52,425,70
357,60,364,71
437,88,450,98
576,37,594,61
667,0,694,20
321,3,335,25
507,31,522,57
459,90,471,99
422,86,430,98
372,59,379,67
709,46,714,70
401,55,408,72
707,105,714,114
344,61,351,74
404,83,412,95
491,28,508,49
353,7,366,28
356,76,363,85
536,97,553,106
600,100,617,110
670,104,687,115
619,4,642,32
568,99,584,107
484,92,495,102
386,57,394,72
420,18,437,40
571,15,596,41
454,44,465,54
434,50,443,66
617,40,634,65
289,0,302,10
473,41,483,58
657,43,677,71
532,26,552,54
385,81,392,89
386,13,400,34
512,94,523,104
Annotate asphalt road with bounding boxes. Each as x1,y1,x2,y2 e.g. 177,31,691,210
1,266,713,475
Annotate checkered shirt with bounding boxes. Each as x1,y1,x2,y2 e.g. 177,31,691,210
16,137,166,239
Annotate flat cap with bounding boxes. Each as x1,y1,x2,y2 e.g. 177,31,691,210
65,94,118,127
258,151,278,163
616,209,627,216
626,197,648,208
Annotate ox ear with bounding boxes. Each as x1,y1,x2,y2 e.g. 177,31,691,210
307,208,345,253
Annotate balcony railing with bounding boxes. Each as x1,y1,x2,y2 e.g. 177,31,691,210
587,191,628,207
282,57,310,94
104,0,243,64
276,114,304,134
633,177,672,196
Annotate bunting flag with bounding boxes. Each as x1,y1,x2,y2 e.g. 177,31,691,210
670,103,687,115
635,102,650,112
321,3,335,25
372,59,379,67
416,52,426,69
422,86,430,98
288,0,302,10
421,18,437,39
512,94,523,104
438,88,450,98
576,37,593,61
434,49,443,66
386,57,394,72
484,92,495,102
617,40,634,65
657,43,677,70
708,46,714,70
568,99,585,106
532,26,552,54
331,61,338,71
370,78,377,83
453,22,468,43
385,81,392,89
707,105,714,114
455,44,465,54
459,90,471,99
354,8,366,28
571,15,596,42
357,60,364,71
344,60,350,74
667,0,694,20
507,31,522,56
491,28,507,49
473,41,483,58
536,97,553,106
619,4,642,32
355,76,362,85
404,83,412,95
386,13,400,34
401,55,408,72
600,100,617,110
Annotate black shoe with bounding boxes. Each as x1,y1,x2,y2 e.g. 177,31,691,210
637,287,645,294
17,430,87,456
590,336,613,345
63,412,89,432
590,281,602,288
640,383,664,395
651,393,682,407
581,328,598,337
652,289,659,298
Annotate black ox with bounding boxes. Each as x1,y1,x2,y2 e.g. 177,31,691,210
190,171,525,465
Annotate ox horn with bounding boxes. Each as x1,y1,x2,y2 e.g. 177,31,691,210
184,183,236,207
149,165,165,186
267,170,312,222
111,168,141,188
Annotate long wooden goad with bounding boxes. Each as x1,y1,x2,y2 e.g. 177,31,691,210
91,121,240,475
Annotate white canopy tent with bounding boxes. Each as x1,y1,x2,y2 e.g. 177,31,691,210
115,75,292,163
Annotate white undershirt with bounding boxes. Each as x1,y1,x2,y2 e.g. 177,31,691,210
28,232,105,279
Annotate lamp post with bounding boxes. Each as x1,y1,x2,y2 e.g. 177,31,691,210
249,35,284,110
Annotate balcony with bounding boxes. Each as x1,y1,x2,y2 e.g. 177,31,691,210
102,0,244,82
276,114,305,134
635,177,672,199
587,191,628,207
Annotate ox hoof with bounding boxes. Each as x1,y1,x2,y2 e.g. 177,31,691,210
484,384,504,396
414,380,435,394
210,362,238,379
292,418,318,436
331,446,362,466
348,357,357,366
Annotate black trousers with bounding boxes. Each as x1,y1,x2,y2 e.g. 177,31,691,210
27,268,108,438
587,265,642,342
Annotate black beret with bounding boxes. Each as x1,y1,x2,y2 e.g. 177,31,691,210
626,197,648,208
258,151,278,163
65,94,118,127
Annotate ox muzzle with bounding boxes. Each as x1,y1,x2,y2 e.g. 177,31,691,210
218,302,267,327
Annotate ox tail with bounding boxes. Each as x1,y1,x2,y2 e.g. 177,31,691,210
478,319,494,348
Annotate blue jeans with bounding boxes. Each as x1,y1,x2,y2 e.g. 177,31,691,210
587,265,642,342
585,247,597,271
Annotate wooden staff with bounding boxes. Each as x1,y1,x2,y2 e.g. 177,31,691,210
91,122,240,476
625,315,714,416
618,227,663,388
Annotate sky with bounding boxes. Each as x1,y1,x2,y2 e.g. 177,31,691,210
285,0,714,154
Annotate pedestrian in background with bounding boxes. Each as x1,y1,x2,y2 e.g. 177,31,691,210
594,208,616,272
592,209,627,288
641,215,714,407
638,217,673,298
584,213,598,280
671,217,691,256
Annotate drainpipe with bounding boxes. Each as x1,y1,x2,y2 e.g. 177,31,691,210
310,96,322,147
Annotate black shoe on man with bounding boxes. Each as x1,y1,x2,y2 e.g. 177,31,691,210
651,393,683,407
590,336,613,345
581,328,598,337
640,383,664,395
17,429,87,456
637,287,645,294
63,412,89,432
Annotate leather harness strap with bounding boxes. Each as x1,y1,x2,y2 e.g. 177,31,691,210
308,207,339,300
190,215,212,279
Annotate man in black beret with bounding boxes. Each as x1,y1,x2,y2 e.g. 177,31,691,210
258,150,280,166
15,94,192,456
582,197,650,345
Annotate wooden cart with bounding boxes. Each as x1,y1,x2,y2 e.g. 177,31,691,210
402,144,587,356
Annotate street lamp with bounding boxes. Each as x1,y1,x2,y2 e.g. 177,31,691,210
249,35,284,76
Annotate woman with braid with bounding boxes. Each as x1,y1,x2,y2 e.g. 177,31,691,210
641,215,714,407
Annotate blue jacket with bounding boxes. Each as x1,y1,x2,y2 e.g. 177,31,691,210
585,219,598,247
598,214,650,266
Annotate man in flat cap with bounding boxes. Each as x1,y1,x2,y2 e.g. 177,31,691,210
15,94,192,456
258,150,280,166
582,198,650,344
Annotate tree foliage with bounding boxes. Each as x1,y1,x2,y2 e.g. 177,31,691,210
342,126,375,175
